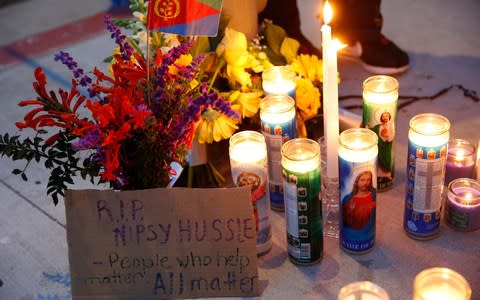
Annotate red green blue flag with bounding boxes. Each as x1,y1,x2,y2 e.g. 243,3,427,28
147,0,223,36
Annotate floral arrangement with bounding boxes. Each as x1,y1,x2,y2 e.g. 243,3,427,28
116,0,325,140
0,0,326,204
0,15,239,204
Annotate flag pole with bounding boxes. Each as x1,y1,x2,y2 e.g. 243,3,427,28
146,1,151,106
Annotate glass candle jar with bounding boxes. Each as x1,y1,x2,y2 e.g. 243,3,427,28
362,75,399,192
260,95,297,211
413,268,472,300
281,138,322,265
404,113,450,240
262,66,296,98
338,128,378,254
445,178,480,231
445,139,476,186
229,130,272,255
338,281,390,300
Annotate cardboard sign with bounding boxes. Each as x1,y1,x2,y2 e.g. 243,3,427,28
65,187,259,299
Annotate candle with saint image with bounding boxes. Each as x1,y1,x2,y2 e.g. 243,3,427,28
322,0,340,178
338,128,378,254
229,130,272,255
362,75,399,191
445,178,480,231
445,139,476,185
413,267,472,300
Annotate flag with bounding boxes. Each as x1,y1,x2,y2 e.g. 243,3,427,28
147,0,223,36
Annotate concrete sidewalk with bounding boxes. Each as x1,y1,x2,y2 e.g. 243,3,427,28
0,0,479,299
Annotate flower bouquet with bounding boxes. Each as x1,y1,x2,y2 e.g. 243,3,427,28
0,15,238,204
0,0,329,204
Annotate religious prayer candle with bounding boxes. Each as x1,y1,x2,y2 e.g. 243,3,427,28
362,75,399,192
262,66,296,98
445,178,480,231
445,139,476,186
260,95,297,211
404,113,450,240
338,281,390,300
338,128,378,254
281,138,323,265
413,268,472,300
229,130,272,256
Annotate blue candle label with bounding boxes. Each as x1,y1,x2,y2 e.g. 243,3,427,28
261,119,297,211
231,162,272,254
404,141,447,238
282,166,322,264
264,88,296,100
339,157,377,254
362,101,397,191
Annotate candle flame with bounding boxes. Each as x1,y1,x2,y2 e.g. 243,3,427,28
455,149,465,161
323,0,333,24
332,39,347,51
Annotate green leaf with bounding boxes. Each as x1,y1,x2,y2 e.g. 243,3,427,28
52,193,59,206
190,37,211,58
21,173,28,181
12,169,22,175
264,22,287,56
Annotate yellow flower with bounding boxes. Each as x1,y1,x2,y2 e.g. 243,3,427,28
168,54,193,75
280,37,300,64
228,90,263,118
291,54,323,83
216,28,258,87
295,78,321,121
195,109,239,144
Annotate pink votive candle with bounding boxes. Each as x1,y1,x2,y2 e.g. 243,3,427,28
445,178,480,231
445,139,476,186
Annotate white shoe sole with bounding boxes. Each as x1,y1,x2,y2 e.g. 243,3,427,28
339,41,409,75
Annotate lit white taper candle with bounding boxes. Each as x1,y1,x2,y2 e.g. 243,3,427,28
321,0,340,178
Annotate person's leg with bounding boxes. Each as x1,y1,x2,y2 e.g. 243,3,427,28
258,0,320,56
331,0,409,74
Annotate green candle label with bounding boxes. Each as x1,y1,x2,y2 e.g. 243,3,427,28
282,166,322,264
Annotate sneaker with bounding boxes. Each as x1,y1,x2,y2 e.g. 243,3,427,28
340,35,409,75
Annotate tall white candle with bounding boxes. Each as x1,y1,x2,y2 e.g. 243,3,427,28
321,0,339,178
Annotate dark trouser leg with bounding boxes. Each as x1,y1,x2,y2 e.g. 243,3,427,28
330,0,383,44
259,0,319,55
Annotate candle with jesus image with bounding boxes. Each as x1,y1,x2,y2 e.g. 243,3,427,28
404,113,450,240
338,128,378,254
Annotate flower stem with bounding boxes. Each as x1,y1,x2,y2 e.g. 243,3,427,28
208,58,226,92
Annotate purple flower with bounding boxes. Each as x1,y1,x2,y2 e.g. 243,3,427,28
54,51,96,97
72,126,102,151
104,15,134,60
